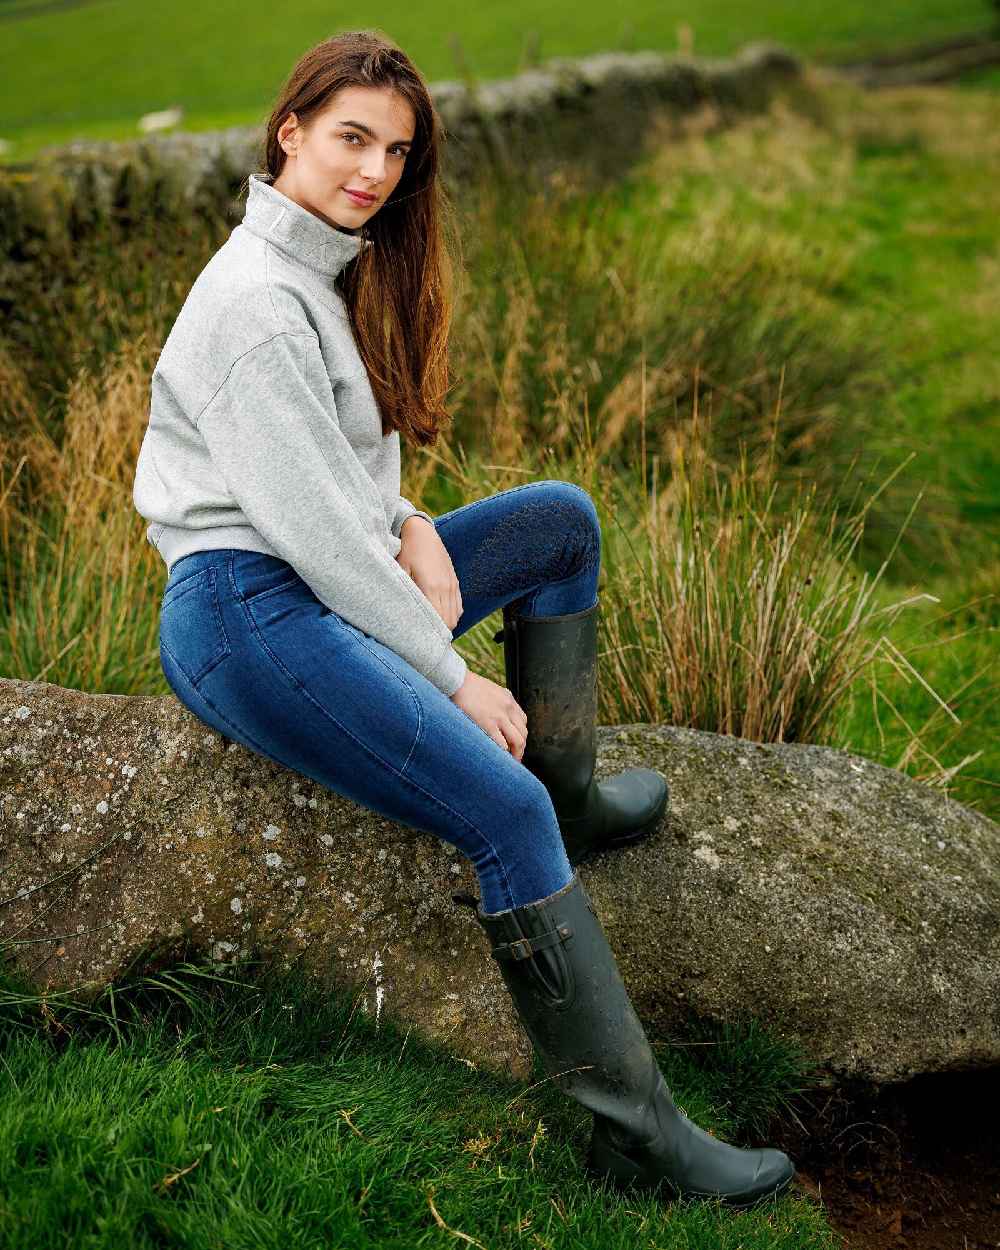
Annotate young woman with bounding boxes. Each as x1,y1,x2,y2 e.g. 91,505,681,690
132,29,795,1211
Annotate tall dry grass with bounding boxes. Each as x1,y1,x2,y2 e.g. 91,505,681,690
0,329,162,691
1,317,943,752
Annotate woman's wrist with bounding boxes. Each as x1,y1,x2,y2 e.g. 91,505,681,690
400,514,434,537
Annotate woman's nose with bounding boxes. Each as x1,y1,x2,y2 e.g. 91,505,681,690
360,159,386,182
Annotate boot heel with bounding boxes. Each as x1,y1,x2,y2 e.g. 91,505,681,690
588,1131,679,1196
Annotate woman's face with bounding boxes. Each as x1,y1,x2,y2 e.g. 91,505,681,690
272,85,416,232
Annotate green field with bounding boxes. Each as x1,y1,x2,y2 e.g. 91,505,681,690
0,0,994,164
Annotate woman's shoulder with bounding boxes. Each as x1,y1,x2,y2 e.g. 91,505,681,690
167,234,312,351
159,225,374,395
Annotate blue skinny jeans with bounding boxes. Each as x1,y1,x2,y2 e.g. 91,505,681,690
157,479,601,915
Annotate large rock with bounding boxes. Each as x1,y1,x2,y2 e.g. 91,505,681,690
1,676,997,1087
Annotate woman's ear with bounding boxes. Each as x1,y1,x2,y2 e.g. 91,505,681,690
278,112,300,154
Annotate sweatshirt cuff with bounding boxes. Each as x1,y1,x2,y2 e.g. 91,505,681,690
430,645,468,697
392,501,436,539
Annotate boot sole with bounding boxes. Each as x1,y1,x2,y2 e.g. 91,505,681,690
605,806,666,848
589,1147,797,1211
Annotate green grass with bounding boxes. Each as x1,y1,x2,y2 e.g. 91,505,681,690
957,62,1000,88
622,83,1000,574
0,0,994,165
0,959,834,1249
832,571,997,791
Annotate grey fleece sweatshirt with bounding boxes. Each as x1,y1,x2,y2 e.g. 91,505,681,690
132,172,468,697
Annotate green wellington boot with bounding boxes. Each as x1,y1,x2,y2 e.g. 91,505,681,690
454,873,796,1210
493,598,668,866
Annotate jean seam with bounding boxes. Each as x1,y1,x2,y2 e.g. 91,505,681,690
161,567,232,684
226,552,240,599
161,565,210,609
207,566,232,671
348,634,424,776
241,578,300,606
236,593,310,693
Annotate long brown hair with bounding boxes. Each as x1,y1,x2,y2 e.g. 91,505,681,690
248,30,459,448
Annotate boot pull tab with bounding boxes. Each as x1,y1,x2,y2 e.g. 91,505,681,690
493,611,519,644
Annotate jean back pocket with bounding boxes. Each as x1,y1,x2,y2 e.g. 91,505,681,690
159,565,231,688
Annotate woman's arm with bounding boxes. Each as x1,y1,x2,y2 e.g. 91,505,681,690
195,330,468,696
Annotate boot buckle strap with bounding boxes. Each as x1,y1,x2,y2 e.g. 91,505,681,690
493,923,572,962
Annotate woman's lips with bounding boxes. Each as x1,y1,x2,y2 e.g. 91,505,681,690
343,188,375,205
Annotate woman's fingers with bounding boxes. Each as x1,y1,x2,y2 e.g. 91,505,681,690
503,718,527,761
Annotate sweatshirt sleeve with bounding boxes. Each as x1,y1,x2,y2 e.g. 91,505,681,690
195,331,468,697
390,494,436,539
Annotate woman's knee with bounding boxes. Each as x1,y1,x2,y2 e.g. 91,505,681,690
509,767,561,828
483,773,572,899
540,479,598,520
500,772,569,872
538,480,601,569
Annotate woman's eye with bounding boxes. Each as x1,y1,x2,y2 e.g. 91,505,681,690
343,133,406,157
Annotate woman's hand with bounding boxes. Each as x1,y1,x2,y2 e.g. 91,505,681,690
450,671,528,760
396,517,526,757
395,516,463,631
